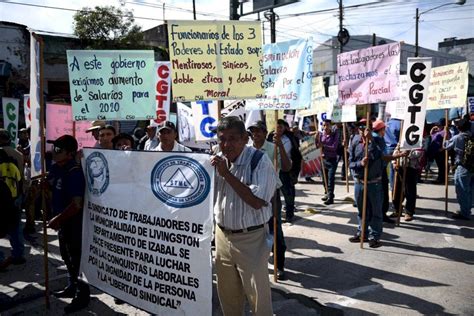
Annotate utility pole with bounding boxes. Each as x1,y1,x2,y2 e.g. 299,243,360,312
339,0,343,53
193,0,196,20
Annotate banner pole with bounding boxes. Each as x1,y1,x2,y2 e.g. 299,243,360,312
343,123,349,193
396,159,407,226
444,109,449,216
360,106,370,249
392,121,403,205
273,110,278,283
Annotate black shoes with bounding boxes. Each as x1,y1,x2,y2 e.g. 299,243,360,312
64,296,90,314
10,257,26,265
348,235,368,243
324,199,334,205
53,285,77,299
383,215,395,224
369,239,382,248
452,213,470,220
277,269,287,281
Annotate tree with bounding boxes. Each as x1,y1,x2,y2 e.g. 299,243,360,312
73,6,144,49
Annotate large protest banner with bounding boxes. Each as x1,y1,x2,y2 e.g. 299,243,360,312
151,61,172,126
168,20,263,101
23,94,31,129
191,101,218,142
337,42,400,105
29,32,42,178
246,38,313,110
426,61,469,110
2,98,19,146
298,76,329,116
66,50,156,121
386,75,407,120
300,137,322,177
45,104,95,149
81,149,213,315
401,57,432,150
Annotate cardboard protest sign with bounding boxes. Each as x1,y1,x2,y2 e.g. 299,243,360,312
191,101,218,142
81,149,214,315
298,76,330,116
23,95,31,129
337,42,400,105
67,50,156,121
2,98,19,146
221,100,246,121
265,110,285,133
177,103,216,150
427,61,468,110
401,57,432,150
386,75,407,120
246,38,313,110
327,85,340,122
150,62,172,126
168,20,263,102
29,33,42,177
300,137,322,177
45,103,95,149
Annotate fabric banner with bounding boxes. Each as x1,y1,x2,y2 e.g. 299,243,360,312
298,76,329,117
23,94,31,129
29,32,42,178
45,103,95,149
386,75,407,120
191,101,218,142
246,38,313,110
168,20,263,102
300,137,322,177
2,98,19,146
66,50,156,121
150,62,172,127
426,61,469,110
81,149,214,315
337,42,400,106
401,57,432,150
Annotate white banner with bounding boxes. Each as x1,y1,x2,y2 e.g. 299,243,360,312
177,103,215,150
401,57,432,150
2,98,19,146
298,76,329,117
23,94,31,129
150,62,172,127
386,75,407,120
81,149,214,315
29,33,42,177
191,101,218,142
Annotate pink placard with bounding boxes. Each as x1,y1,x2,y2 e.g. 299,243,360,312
337,42,400,106
46,103,96,150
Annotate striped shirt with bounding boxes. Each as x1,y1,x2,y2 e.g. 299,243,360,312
214,145,278,230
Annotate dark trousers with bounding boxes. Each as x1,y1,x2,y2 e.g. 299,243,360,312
58,221,89,298
268,190,286,271
382,168,390,215
434,151,446,182
279,171,295,218
323,158,338,199
393,167,418,215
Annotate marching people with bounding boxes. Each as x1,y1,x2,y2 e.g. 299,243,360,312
98,125,116,150
348,122,385,248
144,125,159,151
85,121,106,148
248,120,291,280
153,121,191,152
443,118,473,220
211,116,278,316
315,119,339,205
112,133,135,150
46,135,90,313
428,118,450,184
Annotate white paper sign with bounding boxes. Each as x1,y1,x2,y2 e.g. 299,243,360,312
386,75,407,120
191,101,218,142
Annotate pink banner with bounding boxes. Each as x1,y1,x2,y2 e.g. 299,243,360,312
46,103,96,150
337,42,400,106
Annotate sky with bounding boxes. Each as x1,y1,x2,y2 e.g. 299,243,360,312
0,0,473,51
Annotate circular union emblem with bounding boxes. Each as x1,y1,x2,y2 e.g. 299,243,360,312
86,151,110,196
151,156,210,208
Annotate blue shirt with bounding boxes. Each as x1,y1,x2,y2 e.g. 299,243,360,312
349,134,384,182
444,132,471,165
384,119,400,153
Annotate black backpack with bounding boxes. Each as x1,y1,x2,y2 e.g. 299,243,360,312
0,149,20,238
461,134,474,172
284,131,303,185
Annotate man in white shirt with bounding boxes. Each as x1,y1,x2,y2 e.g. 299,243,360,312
154,121,191,152
211,116,278,316
144,125,159,151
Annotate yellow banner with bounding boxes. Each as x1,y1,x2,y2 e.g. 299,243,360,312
427,61,468,110
168,20,264,102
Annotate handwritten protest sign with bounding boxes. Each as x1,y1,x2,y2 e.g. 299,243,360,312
337,42,400,105
46,104,95,149
427,61,468,110
177,103,216,150
386,75,407,120
191,101,218,142
265,110,285,133
298,76,329,116
221,100,246,121
67,50,155,121
168,20,263,102
246,38,313,110
300,137,322,177
401,57,432,150
29,33,42,177
150,62,172,126
81,149,213,315
2,98,19,146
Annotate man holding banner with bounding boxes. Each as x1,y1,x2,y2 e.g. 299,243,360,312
211,116,278,316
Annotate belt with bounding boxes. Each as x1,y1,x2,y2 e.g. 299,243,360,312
217,223,265,234
354,176,382,184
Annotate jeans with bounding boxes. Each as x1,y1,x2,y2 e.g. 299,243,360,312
354,182,383,240
268,190,286,271
323,158,338,200
279,171,295,218
0,214,25,262
454,165,473,217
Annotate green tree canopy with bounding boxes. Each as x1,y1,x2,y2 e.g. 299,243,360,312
73,6,144,49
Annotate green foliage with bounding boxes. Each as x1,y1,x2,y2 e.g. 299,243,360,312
73,6,144,49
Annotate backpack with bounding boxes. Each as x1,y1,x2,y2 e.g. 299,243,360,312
285,131,303,185
249,149,264,183
0,148,21,238
461,135,474,172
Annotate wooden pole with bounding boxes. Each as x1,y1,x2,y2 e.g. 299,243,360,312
396,158,408,226
391,121,403,203
444,109,449,216
343,123,349,193
314,116,328,194
360,106,370,249
273,110,278,283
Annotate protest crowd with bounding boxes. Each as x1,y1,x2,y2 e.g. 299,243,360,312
0,13,473,316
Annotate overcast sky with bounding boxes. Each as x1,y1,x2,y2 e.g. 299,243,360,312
0,0,472,50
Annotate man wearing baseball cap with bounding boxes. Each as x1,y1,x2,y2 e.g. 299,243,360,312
85,121,105,148
154,121,191,152
46,135,90,313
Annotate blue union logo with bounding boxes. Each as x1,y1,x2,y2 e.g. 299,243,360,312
86,151,109,196
151,156,210,208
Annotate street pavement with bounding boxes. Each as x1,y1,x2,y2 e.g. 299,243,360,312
1,168,473,315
